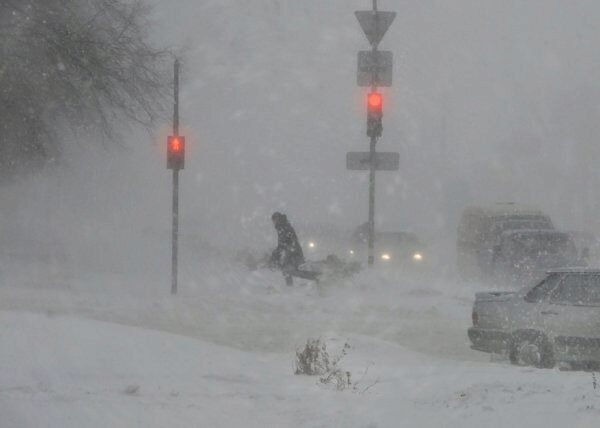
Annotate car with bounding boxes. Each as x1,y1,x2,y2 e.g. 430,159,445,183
349,224,427,267
457,203,554,280
490,229,579,285
566,231,600,266
297,224,350,260
468,269,600,368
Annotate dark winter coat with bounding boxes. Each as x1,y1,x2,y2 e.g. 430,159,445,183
271,215,305,270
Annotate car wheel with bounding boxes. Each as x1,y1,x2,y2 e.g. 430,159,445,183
508,332,555,369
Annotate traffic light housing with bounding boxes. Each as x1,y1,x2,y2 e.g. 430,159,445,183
167,136,185,170
367,91,383,138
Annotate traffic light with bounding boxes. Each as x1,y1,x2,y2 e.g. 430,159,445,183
367,91,383,138
167,136,185,170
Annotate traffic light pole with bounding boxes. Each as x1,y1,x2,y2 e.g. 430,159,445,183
367,0,379,267
368,134,376,266
172,168,179,295
353,0,396,267
171,59,180,295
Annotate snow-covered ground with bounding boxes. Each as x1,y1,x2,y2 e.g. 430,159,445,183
2,255,600,428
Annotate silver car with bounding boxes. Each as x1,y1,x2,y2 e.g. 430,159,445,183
468,269,600,368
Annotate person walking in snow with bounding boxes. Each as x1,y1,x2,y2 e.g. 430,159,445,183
270,212,305,285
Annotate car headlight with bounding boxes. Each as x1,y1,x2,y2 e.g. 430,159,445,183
412,252,423,262
381,253,391,261
308,241,316,249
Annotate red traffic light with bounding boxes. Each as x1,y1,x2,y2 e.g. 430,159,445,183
366,92,383,138
368,92,382,109
167,135,185,170
170,137,182,152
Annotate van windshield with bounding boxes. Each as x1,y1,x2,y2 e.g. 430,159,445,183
491,216,553,236
502,232,577,267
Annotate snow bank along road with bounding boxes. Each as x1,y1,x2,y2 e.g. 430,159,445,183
2,310,598,428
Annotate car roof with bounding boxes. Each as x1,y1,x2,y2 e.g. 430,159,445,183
376,231,418,239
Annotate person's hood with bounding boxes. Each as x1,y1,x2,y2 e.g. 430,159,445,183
272,212,289,229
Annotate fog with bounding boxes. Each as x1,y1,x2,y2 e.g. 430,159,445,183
2,0,600,273
153,0,600,247
5,3,600,426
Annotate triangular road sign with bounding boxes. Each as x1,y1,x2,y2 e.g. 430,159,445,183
355,10,396,46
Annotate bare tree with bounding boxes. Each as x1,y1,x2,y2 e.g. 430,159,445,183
0,0,170,178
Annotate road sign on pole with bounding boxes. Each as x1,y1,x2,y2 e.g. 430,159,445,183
357,51,393,87
352,2,397,267
355,10,396,47
346,152,399,171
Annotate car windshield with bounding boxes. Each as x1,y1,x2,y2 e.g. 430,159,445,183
376,232,419,245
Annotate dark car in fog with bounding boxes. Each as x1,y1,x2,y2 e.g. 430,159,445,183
349,224,426,267
491,230,579,285
457,204,555,281
566,231,600,267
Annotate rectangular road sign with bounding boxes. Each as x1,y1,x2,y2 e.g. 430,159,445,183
357,51,393,87
346,151,399,171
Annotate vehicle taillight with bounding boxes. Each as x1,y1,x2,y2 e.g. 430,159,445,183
472,311,479,326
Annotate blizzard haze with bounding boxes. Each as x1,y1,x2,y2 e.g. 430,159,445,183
3,0,600,256
149,0,600,244
3,1,600,427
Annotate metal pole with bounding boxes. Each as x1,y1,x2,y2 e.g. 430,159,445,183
368,0,378,267
172,169,179,294
368,135,376,266
174,60,179,135
171,59,180,295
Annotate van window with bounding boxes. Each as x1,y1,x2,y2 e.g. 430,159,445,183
491,216,553,235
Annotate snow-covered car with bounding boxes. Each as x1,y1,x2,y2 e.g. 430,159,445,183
349,224,427,267
469,269,600,368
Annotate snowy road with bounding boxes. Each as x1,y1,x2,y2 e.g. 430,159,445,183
0,261,482,362
3,259,599,427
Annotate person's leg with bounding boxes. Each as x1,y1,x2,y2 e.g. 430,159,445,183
282,265,294,286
